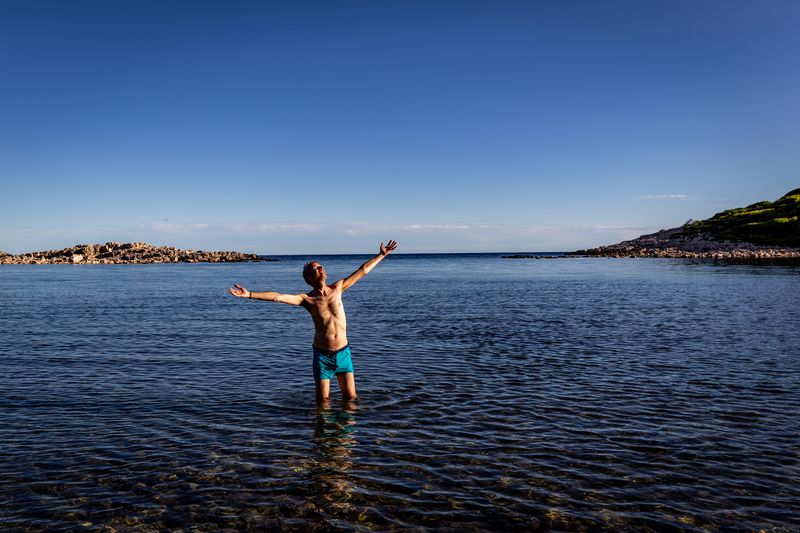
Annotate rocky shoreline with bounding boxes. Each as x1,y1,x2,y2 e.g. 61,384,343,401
0,242,274,264
572,228,800,259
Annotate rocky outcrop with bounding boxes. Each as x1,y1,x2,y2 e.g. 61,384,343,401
571,188,800,258
0,242,275,264
572,228,800,259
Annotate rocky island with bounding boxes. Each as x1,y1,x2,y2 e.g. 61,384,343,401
572,188,800,259
0,242,273,264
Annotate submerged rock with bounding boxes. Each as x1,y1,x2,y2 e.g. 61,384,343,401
0,242,276,264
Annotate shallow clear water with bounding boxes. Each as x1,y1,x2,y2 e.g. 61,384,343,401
1,255,799,531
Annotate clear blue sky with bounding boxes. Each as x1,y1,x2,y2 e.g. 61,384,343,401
2,1,798,254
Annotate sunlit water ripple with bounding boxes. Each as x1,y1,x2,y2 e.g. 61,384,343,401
1,255,799,531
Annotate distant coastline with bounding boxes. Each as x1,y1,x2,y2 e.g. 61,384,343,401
571,188,800,259
0,242,274,264
569,227,800,259
4,188,798,262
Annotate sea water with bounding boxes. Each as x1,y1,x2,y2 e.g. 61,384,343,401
1,255,799,531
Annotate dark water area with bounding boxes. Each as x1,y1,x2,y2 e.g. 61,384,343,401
1,255,799,531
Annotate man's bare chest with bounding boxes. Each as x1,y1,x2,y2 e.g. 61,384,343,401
306,293,344,319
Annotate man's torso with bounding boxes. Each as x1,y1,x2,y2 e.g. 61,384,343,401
302,281,348,351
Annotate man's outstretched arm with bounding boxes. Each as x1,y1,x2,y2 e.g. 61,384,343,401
340,240,397,291
228,284,305,305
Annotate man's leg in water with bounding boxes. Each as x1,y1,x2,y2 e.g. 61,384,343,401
336,372,357,400
315,379,331,401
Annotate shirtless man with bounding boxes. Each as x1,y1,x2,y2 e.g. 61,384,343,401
228,240,398,401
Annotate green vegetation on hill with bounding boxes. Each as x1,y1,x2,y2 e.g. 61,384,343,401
679,188,800,247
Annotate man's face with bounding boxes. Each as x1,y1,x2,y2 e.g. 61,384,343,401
306,262,326,283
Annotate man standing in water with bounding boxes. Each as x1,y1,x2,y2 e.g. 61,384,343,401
229,240,398,402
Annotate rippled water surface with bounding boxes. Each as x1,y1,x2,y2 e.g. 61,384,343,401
2,255,799,531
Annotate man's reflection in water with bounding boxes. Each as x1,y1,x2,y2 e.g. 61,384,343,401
309,400,358,513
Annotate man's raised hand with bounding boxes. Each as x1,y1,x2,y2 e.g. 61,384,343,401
380,240,398,256
229,284,251,298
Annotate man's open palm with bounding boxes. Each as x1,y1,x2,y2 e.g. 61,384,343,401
229,284,250,298
380,240,398,256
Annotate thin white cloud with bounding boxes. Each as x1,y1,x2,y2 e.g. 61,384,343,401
125,221,661,253
639,194,689,200
144,222,211,232
141,221,510,235
0,220,666,254
573,224,660,232
139,221,325,234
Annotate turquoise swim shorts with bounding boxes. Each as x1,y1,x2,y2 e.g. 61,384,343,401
313,344,354,380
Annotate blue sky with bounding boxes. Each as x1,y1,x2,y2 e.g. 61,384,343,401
2,1,798,254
